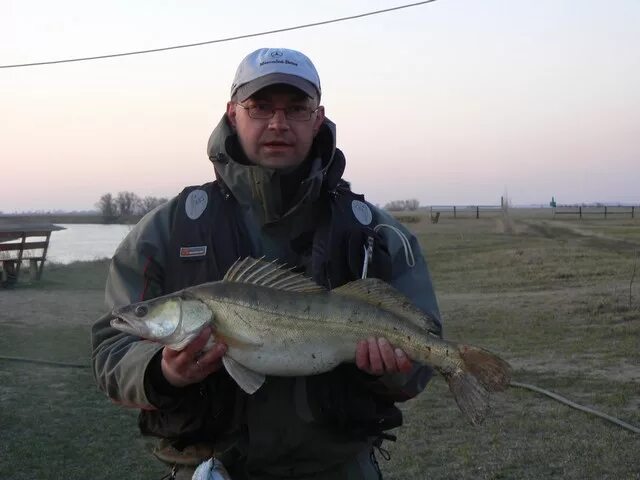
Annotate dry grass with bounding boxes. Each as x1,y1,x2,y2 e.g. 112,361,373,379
380,210,640,479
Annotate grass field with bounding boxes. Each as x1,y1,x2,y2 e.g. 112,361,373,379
1,210,638,479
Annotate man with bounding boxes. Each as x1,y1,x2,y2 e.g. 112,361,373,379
92,47,442,479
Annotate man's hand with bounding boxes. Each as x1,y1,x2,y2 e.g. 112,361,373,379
356,337,413,376
161,327,227,388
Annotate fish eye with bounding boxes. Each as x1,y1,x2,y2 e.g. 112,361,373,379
134,305,148,317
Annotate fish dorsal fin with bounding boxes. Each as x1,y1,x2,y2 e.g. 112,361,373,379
223,257,326,293
332,278,439,332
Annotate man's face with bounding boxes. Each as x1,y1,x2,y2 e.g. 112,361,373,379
226,86,325,169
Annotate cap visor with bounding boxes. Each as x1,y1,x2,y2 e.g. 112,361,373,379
235,73,318,101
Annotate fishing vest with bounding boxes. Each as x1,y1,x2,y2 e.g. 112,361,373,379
163,180,393,292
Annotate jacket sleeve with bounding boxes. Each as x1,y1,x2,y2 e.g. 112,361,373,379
368,206,443,402
91,199,181,410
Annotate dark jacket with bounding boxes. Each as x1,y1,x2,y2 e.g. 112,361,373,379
91,115,441,479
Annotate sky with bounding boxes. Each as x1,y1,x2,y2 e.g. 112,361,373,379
2,0,639,212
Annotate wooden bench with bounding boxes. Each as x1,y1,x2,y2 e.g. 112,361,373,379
0,225,61,285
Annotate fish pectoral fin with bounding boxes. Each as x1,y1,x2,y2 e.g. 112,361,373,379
222,356,265,394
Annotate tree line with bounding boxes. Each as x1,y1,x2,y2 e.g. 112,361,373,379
96,192,168,221
96,193,419,221
383,199,420,211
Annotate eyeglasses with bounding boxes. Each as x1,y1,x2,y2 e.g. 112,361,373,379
236,103,319,121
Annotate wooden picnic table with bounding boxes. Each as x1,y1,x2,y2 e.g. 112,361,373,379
0,223,65,286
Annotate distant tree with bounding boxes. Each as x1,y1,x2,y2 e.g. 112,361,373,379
384,200,406,211
115,191,141,217
96,193,117,220
138,196,169,215
384,199,420,211
405,198,420,211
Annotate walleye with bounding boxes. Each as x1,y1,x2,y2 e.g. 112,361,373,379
111,257,511,425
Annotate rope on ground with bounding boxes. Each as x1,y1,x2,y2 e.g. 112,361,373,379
510,381,640,434
0,355,90,369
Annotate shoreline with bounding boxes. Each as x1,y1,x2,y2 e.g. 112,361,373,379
0,214,142,225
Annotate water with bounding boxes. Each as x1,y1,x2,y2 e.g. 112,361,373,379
47,224,132,264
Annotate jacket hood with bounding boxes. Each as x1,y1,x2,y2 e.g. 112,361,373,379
206,114,344,225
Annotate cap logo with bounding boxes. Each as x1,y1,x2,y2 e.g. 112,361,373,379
351,200,373,225
185,189,208,220
270,50,283,57
259,58,298,67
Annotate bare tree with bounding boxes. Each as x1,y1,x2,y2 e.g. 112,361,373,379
405,199,420,211
384,200,406,211
96,193,117,221
384,199,420,211
115,191,141,217
139,196,169,215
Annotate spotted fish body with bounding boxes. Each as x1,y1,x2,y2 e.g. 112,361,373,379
111,257,511,425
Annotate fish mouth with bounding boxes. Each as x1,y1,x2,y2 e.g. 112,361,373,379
109,315,141,336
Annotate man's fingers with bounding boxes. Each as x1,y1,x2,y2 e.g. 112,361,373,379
162,327,211,362
183,327,212,357
355,340,369,371
160,326,227,387
162,345,180,360
196,343,227,372
378,338,398,372
354,337,414,376
162,346,191,371
367,337,384,375
395,348,413,373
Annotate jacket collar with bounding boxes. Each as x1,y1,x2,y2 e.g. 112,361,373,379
206,114,343,225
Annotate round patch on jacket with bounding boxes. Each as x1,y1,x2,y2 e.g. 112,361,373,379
185,189,208,220
351,200,372,225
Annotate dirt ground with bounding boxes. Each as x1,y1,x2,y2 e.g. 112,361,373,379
0,260,168,480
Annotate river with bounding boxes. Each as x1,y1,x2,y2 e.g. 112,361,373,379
47,224,132,264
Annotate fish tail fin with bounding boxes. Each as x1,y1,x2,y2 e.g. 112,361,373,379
446,371,489,426
442,345,511,425
458,344,511,392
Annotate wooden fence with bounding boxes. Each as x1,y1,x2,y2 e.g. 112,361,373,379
429,205,503,219
553,206,636,219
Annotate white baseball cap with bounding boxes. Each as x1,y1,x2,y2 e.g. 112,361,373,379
230,48,321,102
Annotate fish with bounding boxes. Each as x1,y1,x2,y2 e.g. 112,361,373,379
111,257,511,425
